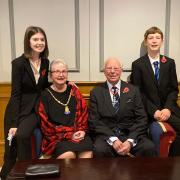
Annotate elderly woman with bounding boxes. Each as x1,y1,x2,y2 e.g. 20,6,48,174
38,59,93,159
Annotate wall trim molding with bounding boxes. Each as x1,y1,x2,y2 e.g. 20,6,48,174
164,0,171,56
71,0,80,72
8,0,80,72
99,0,171,72
99,0,104,72
8,0,16,60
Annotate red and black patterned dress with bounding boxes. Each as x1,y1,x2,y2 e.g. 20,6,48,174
38,84,93,158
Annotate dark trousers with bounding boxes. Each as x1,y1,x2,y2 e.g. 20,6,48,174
0,133,17,179
168,115,180,156
16,113,39,160
0,112,39,179
93,135,157,157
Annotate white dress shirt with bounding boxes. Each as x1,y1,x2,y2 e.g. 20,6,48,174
148,55,160,74
106,80,136,147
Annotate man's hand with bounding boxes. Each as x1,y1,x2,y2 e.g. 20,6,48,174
72,131,85,141
116,140,131,156
112,139,123,153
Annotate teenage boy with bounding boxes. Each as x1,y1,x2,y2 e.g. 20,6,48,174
131,26,180,156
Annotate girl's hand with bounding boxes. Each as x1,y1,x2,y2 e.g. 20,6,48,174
8,128,17,137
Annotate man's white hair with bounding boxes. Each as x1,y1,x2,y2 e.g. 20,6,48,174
104,57,123,70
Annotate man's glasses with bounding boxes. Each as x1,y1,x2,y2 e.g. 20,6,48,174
105,67,121,72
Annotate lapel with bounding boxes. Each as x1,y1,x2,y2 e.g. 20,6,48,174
38,58,47,85
23,58,37,87
24,57,48,87
115,80,130,118
102,82,116,116
159,55,166,85
143,54,159,87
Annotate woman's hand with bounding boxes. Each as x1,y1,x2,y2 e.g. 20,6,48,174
8,128,17,137
72,131,85,141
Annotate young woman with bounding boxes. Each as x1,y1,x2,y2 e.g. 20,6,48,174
0,26,50,179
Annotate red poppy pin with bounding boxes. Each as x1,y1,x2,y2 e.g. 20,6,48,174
41,69,46,77
161,56,167,63
122,87,129,93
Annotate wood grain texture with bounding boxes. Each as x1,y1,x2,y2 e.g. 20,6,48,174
7,157,180,180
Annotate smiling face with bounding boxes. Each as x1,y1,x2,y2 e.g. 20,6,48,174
30,32,45,55
104,58,122,85
144,33,163,53
24,26,49,59
50,61,68,87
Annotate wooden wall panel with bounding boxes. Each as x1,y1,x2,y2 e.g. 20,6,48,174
0,83,11,165
0,82,180,165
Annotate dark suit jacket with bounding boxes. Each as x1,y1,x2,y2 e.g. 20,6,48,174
89,80,148,141
130,54,180,119
5,54,49,128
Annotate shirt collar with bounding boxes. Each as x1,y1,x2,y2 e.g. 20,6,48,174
107,80,121,91
148,55,160,65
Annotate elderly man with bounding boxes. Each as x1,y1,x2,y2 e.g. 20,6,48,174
89,57,156,157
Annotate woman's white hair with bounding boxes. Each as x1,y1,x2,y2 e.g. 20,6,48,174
50,59,68,71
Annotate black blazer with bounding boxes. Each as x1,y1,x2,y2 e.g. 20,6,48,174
6,54,49,128
89,80,148,140
130,54,180,119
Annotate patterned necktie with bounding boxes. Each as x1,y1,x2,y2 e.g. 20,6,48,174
153,61,159,81
112,86,120,113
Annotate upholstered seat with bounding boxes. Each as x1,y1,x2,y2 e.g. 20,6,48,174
32,122,176,158
150,121,176,157
159,122,176,157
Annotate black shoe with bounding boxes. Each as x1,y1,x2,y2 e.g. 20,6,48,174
0,160,16,179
